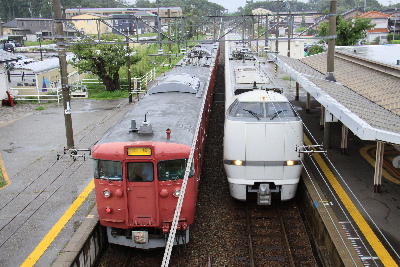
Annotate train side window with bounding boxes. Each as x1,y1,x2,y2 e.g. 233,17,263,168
93,159,122,181
127,162,154,182
158,159,194,181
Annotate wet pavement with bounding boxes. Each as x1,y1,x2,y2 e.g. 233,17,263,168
0,98,133,266
0,59,399,266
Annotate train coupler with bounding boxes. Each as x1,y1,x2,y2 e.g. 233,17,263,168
258,184,272,205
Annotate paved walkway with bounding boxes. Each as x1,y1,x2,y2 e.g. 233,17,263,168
0,98,132,266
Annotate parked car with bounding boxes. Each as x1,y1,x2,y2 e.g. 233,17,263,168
4,43,15,53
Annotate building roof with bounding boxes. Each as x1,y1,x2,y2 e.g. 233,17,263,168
16,54,74,73
272,50,400,144
367,28,390,33
15,18,53,20
2,19,18,28
71,13,110,19
359,10,392,18
65,7,181,12
133,11,156,17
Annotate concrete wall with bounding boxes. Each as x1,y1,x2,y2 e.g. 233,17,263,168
297,167,363,266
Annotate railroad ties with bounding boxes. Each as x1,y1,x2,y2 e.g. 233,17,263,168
232,200,318,267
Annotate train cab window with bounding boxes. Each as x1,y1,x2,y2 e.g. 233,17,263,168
93,159,122,181
230,102,263,119
127,162,154,182
266,102,297,119
229,101,298,121
158,159,194,181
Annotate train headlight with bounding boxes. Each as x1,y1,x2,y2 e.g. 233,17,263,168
103,189,111,198
232,160,243,166
173,189,181,197
286,160,298,166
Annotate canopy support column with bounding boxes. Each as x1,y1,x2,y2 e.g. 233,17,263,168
374,141,384,193
306,92,311,114
341,124,348,155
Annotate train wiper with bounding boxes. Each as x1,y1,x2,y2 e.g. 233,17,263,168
270,110,287,120
243,109,260,120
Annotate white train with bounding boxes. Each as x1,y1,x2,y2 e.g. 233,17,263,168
223,37,304,205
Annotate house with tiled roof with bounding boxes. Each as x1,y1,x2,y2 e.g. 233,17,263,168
359,11,392,44
342,8,364,20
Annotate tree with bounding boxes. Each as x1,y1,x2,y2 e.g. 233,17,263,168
307,44,326,55
0,0,127,22
70,43,140,91
134,0,152,8
318,15,375,46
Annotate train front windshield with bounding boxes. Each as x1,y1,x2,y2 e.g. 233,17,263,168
93,159,194,182
93,159,123,181
158,159,194,181
228,100,298,121
127,162,154,182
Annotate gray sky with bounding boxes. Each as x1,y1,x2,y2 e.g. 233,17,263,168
208,0,245,13
207,0,394,12
142,0,395,12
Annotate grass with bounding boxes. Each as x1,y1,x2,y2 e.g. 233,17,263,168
88,88,130,100
35,105,46,110
0,169,6,188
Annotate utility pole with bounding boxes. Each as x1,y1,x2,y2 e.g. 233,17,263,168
127,36,132,103
326,0,337,82
168,9,172,65
287,9,292,57
53,0,74,148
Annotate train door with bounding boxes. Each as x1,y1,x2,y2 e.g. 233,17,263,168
126,161,159,226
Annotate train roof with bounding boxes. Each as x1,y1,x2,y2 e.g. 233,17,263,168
190,44,213,57
236,90,289,102
98,43,218,147
234,66,270,85
148,73,200,94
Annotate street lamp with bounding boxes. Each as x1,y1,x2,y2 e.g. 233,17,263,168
36,32,43,61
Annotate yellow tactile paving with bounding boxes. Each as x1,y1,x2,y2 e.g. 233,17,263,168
21,180,94,266
305,136,397,267
360,145,400,185
0,153,10,189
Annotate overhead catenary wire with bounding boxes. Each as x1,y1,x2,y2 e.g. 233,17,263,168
0,97,130,250
269,101,367,265
161,39,220,267
230,38,380,264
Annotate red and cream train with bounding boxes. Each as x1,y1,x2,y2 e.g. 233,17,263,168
92,43,219,248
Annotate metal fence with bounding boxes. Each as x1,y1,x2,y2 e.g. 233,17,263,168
10,67,157,103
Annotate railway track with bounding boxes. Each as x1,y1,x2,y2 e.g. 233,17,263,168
232,200,318,267
96,41,321,267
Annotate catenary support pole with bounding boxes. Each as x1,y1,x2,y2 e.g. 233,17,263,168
326,0,337,82
53,0,74,148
